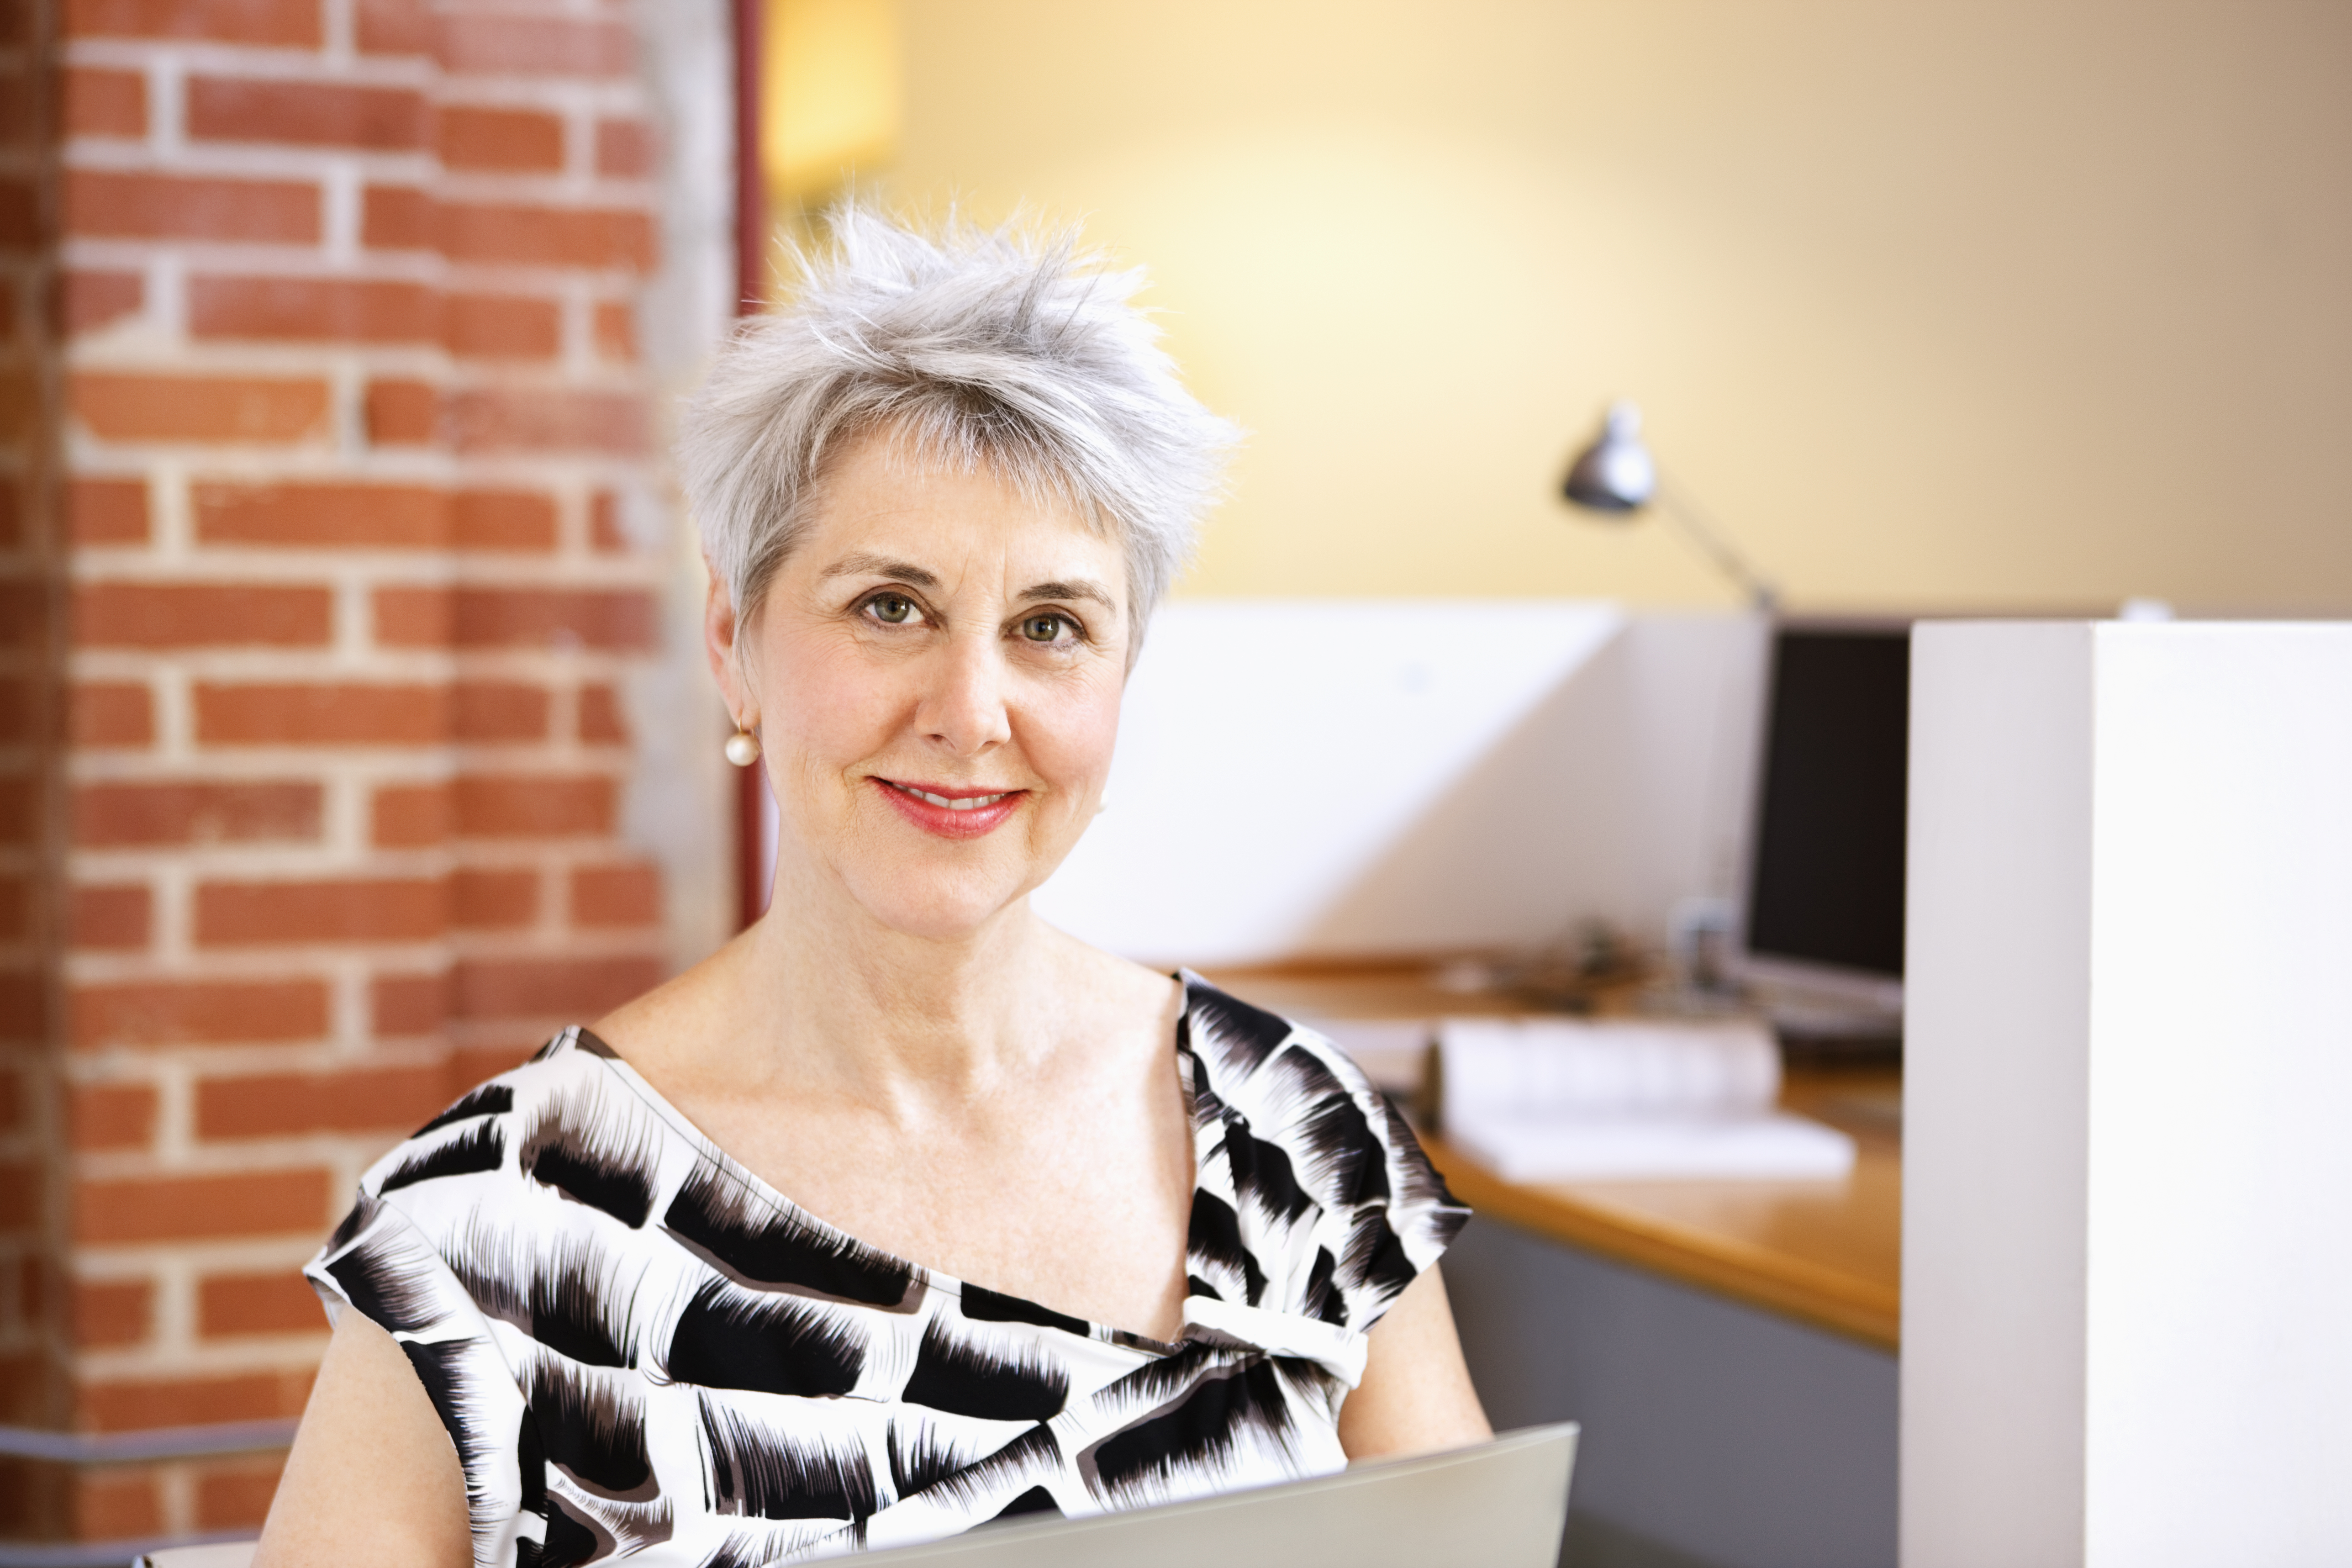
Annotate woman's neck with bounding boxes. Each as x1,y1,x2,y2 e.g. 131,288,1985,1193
734,849,1071,1114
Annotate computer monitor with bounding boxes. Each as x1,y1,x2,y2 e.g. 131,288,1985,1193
1738,620,1910,1032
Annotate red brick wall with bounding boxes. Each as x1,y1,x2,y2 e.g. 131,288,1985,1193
26,0,680,1541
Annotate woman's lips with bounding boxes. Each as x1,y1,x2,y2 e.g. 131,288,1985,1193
871,777,1026,839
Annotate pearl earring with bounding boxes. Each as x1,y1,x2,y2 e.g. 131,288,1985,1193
723,727,760,767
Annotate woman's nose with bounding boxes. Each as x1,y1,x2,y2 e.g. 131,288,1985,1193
917,632,1013,755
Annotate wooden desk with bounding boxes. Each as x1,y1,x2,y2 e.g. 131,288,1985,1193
1202,966,1904,1352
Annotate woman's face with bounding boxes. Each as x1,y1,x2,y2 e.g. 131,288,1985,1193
707,434,1132,943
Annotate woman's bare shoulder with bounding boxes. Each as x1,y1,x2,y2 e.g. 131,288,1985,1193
1044,924,1184,1029
590,926,755,1065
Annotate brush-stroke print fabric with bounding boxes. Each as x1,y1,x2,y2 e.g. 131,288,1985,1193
305,973,1469,1567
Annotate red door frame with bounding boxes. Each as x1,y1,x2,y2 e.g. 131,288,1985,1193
733,0,770,931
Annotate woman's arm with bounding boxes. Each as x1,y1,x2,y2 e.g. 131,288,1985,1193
252,1310,472,1568
1335,1263,1492,1462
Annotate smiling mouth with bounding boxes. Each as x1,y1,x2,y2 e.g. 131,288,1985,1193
883,780,1017,812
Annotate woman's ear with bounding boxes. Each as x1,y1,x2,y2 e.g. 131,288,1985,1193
704,568,750,724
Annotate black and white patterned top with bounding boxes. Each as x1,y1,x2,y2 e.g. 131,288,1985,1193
305,973,1469,1567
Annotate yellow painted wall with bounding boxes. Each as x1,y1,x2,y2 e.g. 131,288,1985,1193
880,1,2352,612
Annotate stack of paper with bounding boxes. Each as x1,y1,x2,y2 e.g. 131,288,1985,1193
1439,1016,1855,1182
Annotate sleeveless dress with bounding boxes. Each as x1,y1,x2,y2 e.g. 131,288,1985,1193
304,973,1470,1567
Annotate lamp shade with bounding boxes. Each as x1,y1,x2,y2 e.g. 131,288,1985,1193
1562,401,1657,513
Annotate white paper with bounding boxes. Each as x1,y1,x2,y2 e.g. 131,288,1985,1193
1447,1110,1856,1183
1440,1015,1782,1121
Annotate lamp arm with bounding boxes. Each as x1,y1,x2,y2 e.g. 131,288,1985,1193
1655,482,1779,612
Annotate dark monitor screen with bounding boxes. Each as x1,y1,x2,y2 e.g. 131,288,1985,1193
1744,625,1910,979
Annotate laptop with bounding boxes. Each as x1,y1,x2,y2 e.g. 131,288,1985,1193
856,1422,1579,1568
141,1424,1577,1568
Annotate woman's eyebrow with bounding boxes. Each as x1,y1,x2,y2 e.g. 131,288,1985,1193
818,552,938,587
1019,578,1117,610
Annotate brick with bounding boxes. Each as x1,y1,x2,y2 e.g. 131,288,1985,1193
356,0,429,55
454,868,535,927
444,291,559,359
64,169,318,243
63,66,147,137
0,1160,37,1226
451,1038,538,1088
365,377,438,443
371,585,448,646
592,300,637,362
369,781,448,846
198,1063,447,1138
0,484,16,549
70,883,151,949
437,201,654,272
578,682,627,744
454,955,663,1021
595,118,652,178
190,275,434,344
69,682,154,746
437,105,562,172
447,387,649,453
453,681,548,741
590,488,628,550
358,183,431,249
188,76,425,148
71,1082,157,1151
75,582,332,647
73,1471,161,1541
66,478,147,544
58,269,143,334
195,479,440,547
0,872,24,942
195,876,446,944
69,372,331,443
63,0,320,47
195,1455,288,1529
74,1278,151,1348
77,1170,331,1246
439,13,631,77
74,780,319,847
455,774,615,838
71,979,328,1047
376,586,658,653
371,970,447,1035
453,489,556,550
79,1367,315,1431
461,587,654,649
195,682,448,745
572,862,659,927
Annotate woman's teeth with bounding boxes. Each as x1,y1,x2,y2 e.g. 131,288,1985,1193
893,782,1009,811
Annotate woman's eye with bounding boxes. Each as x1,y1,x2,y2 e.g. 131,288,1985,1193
1020,614,1073,644
868,594,917,625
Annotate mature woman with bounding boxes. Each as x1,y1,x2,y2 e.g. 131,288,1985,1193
257,211,1487,1568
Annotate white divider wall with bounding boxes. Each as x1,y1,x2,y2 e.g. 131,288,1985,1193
1033,602,1767,966
1903,623,2352,1567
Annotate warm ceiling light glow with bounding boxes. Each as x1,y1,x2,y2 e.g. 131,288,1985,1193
762,0,901,205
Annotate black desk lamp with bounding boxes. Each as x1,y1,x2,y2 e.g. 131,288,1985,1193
1562,402,1780,611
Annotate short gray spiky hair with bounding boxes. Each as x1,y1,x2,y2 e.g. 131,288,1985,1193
677,206,1239,650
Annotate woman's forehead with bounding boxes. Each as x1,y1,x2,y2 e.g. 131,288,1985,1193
801,443,1124,590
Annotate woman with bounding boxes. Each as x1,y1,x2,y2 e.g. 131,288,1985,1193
256,211,1487,1568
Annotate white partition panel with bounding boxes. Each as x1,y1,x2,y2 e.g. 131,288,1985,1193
1904,623,2352,1568
1031,602,1766,967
